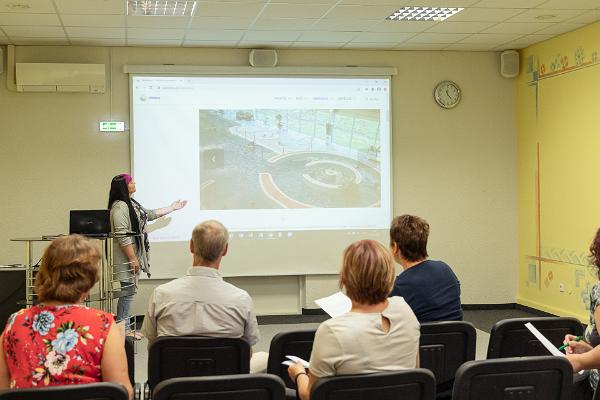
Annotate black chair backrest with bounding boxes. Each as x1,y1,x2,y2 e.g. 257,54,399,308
487,317,583,358
452,356,573,400
148,336,250,391
124,336,135,387
419,321,476,387
267,329,317,388
152,374,286,400
311,369,436,400
0,382,128,400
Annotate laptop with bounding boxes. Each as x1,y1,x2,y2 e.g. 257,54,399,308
69,210,111,237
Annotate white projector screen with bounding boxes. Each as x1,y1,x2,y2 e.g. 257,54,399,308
130,75,392,278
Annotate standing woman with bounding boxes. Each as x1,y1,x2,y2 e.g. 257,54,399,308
108,174,187,331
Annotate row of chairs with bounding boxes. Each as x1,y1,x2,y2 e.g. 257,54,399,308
0,316,589,399
0,356,575,400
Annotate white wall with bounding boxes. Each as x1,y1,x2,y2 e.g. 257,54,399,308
0,45,518,315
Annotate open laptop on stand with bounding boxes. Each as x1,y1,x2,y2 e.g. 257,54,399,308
69,210,111,237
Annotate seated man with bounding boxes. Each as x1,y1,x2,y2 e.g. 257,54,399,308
142,220,267,372
388,214,463,322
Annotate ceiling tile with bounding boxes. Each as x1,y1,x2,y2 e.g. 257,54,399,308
61,14,125,27
243,30,301,41
404,0,480,6
183,40,240,47
458,32,522,44
406,32,470,43
444,42,495,50
237,41,292,48
449,8,525,22
325,5,398,20
426,21,495,33
353,31,415,42
127,28,185,39
343,42,398,49
532,23,586,35
10,37,69,45
195,2,265,18
537,0,600,9
341,0,407,4
127,16,190,28
290,41,345,48
473,0,547,8
275,0,338,3
260,3,332,19
70,38,126,46
393,42,448,50
65,26,125,38
0,0,55,13
312,18,379,31
190,17,254,30
0,13,60,25
185,29,244,41
566,9,600,23
55,0,125,14
3,25,65,37
483,22,552,34
369,20,437,33
127,39,183,46
297,30,358,42
501,33,553,46
507,9,586,23
251,17,316,30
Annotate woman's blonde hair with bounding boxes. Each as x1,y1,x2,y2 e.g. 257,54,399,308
35,235,100,303
339,239,395,305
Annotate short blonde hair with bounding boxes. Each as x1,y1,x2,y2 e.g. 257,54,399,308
191,220,229,262
339,240,395,305
35,235,100,303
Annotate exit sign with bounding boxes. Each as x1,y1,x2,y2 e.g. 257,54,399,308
99,121,125,132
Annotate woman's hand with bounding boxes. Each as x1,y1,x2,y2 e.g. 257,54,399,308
564,334,592,354
129,258,140,274
566,353,584,373
170,200,188,211
287,362,306,383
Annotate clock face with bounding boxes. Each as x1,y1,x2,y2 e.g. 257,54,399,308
434,81,461,109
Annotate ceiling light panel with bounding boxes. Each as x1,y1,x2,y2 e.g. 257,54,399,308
127,1,196,16
387,6,464,22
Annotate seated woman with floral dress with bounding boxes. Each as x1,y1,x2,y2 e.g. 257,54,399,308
0,235,132,399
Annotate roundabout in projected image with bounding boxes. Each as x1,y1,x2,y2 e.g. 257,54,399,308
198,109,382,210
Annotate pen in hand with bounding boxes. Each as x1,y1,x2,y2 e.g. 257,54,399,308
558,335,583,352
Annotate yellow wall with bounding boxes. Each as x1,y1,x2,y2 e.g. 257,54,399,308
517,22,600,321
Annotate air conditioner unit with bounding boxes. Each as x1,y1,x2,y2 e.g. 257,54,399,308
16,63,105,93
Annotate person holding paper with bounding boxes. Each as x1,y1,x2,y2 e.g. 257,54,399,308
288,240,420,400
141,220,268,372
564,227,600,393
388,214,463,322
0,235,132,399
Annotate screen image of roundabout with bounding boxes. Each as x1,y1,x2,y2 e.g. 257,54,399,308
199,109,383,210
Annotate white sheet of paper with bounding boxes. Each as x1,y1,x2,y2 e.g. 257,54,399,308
282,355,310,368
314,291,351,318
524,322,565,357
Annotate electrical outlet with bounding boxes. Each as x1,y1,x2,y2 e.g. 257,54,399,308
559,283,565,292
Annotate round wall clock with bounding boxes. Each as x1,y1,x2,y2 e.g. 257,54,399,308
433,80,461,109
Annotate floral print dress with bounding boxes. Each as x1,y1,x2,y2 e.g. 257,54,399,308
2,304,114,388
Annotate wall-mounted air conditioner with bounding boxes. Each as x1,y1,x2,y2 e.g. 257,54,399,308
16,63,105,93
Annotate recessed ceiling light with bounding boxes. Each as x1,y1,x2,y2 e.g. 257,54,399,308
386,6,464,22
127,0,197,16
535,14,558,20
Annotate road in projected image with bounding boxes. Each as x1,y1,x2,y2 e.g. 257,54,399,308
198,109,382,210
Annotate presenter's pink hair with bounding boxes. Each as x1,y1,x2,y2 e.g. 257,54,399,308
121,174,132,184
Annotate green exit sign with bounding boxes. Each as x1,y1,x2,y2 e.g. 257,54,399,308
99,121,125,132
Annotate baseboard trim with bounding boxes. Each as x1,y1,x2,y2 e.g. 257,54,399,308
302,308,327,315
461,303,516,310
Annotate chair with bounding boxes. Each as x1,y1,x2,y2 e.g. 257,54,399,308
146,336,250,398
486,317,583,358
152,374,286,400
310,369,436,400
419,321,476,399
267,329,317,388
124,336,142,400
452,356,573,400
0,382,128,400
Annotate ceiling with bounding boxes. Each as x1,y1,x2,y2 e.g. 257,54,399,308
0,0,599,51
